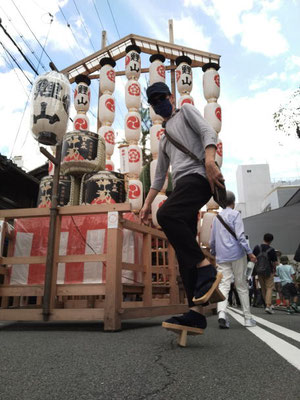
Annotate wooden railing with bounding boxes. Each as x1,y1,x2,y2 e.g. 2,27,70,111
0,204,189,330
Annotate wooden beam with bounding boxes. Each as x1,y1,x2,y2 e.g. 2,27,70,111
56,284,106,296
58,203,131,216
121,304,189,319
49,308,104,321
121,262,145,272
0,309,43,320
143,233,152,307
0,285,44,297
0,208,50,219
121,219,166,239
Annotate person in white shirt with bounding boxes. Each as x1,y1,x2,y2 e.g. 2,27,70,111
210,191,257,328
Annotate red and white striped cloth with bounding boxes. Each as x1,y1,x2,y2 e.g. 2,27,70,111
8,213,143,285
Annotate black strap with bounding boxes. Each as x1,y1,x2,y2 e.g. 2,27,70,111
164,126,204,165
216,215,237,240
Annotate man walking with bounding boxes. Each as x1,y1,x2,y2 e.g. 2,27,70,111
140,82,225,331
276,255,300,314
253,233,278,314
210,191,257,328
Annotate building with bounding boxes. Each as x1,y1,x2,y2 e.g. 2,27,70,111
236,164,272,218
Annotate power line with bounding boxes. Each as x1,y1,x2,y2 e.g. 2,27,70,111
0,5,47,72
36,14,53,73
0,41,33,85
71,0,96,52
106,0,121,39
1,50,30,96
10,0,53,63
57,2,87,58
92,0,105,31
0,19,39,75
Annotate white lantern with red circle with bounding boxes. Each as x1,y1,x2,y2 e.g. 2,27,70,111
30,70,71,145
151,194,168,227
98,125,115,156
150,125,164,156
105,159,114,171
128,179,143,211
201,212,216,247
98,93,115,125
175,56,193,94
215,138,223,168
99,57,116,95
204,102,222,134
128,145,142,175
178,94,194,108
125,111,141,142
149,54,166,85
73,113,90,131
125,80,141,110
125,45,141,80
202,63,220,101
74,74,91,113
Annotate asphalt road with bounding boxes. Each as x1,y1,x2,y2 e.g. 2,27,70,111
0,307,299,400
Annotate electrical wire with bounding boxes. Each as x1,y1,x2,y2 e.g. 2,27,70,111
10,0,53,63
71,0,96,52
0,41,33,85
92,0,105,31
106,0,121,39
57,2,87,58
1,49,31,96
36,14,53,73
0,4,47,72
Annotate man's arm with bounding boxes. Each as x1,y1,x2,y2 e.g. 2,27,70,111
234,213,257,262
139,188,159,224
205,145,225,193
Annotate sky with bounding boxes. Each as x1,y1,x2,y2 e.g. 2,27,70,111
0,0,300,201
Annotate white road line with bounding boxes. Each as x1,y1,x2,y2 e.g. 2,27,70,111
227,309,300,371
228,307,300,343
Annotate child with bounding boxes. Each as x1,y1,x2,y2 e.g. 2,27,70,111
276,256,300,314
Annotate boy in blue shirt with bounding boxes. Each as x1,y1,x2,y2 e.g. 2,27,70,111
276,256,299,314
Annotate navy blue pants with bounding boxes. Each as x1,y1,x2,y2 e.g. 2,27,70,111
157,174,212,306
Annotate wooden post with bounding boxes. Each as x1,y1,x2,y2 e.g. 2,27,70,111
168,19,176,105
142,233,152,306
97,30,107,132
104,211,123,331
168,244,179,304
42,142,62,321
49,215,62,310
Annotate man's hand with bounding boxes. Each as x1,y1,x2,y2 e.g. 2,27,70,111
205,160,225,193
139,204,151,224
248,253,257,263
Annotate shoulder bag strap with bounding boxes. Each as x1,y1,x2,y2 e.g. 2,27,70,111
163,124,204,165
216,214,237,240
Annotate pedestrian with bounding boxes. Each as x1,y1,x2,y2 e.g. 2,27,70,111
274,250,284,306
276,256,300,314
209,191,257,328
140,82,225,332
253,233,278,314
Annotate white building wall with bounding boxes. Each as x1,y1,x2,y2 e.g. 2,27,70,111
236,164,272,217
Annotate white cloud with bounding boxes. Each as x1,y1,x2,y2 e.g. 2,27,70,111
183,0,288,57
173,16,211,51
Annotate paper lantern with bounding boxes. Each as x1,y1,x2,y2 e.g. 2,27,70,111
200,212,216,247
125,45,141,80
105,159,114,171
98,93,115,125
99,57,116,95
149,54,166,85
81,171,126,204
30,71,70,145
151,194,168,227
128,179,143,212
74,74,91,112
128,145,142,175
202,62,220,101
178,94,194,108
73,113,90,131
125,80,141,110
98,125,115,156
204,102,222,133
150,125,164,155
215,138,223,168
125,111,141,142
175,56,193,94
61,131,106,175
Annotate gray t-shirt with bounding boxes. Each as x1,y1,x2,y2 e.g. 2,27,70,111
151,103,218,191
